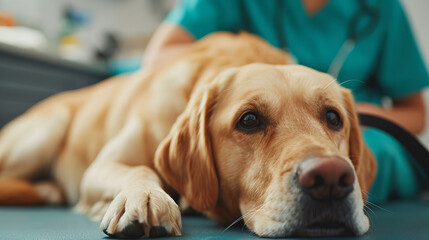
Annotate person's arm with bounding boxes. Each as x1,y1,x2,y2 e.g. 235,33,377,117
144,0,243,69
356,92,426,135
364,1,429,135
143,23,195,69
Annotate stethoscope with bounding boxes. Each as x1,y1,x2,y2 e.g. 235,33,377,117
275,0,379,79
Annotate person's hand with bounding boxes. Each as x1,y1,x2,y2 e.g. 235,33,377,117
355,103,388,118
144,23,195,69
355,103,386,131
355,93,426,135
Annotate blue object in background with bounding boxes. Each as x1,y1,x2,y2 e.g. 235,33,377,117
109,56,142,75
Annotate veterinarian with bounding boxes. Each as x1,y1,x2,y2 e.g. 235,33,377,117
144,0,429,203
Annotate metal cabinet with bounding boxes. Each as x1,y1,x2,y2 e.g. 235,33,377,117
0,43,109,127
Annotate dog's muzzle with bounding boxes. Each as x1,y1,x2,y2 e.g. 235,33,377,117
292,156,357,237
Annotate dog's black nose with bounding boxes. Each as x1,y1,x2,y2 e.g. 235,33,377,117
297,156,354,201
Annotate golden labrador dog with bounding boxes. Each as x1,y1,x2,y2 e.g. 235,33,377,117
0,32,376,238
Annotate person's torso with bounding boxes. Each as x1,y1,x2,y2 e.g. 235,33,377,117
239,0,388,103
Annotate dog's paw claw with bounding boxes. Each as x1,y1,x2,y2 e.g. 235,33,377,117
103,229,116,238
149,226,169,238
100,189,182,238
122,220,145,238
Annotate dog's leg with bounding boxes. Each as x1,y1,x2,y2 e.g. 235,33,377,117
0,178,65,207
0,106,71,205
54,148,91,206
77,118,181,238
34,181,65,205
0,106,70,179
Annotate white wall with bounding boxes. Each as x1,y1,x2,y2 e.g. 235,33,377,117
401,0,429,146
0,0,175,53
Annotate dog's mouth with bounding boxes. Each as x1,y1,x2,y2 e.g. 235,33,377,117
293,218,353,237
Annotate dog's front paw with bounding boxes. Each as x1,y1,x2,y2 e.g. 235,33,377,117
100,188,181,238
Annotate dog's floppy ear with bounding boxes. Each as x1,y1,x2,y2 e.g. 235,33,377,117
155,83,219,211
341,88,377,200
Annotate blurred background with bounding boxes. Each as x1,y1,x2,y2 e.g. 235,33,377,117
0,0,428,146
0,0,175,73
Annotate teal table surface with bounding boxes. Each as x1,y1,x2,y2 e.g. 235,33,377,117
1,200,429,240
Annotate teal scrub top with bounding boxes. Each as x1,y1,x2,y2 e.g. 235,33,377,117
166,0,429,104
165,0,429,202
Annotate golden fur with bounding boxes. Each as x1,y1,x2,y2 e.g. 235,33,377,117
0,32,376,238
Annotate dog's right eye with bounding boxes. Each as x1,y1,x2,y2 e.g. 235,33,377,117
325,109,342,131
237,112,261,133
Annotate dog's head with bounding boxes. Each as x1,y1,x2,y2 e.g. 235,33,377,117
155,64,376,237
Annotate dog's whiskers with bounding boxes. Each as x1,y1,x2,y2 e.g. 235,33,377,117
364,205,377,218
323,79,339,90
244,207,263,223
222,216,245,234
338,79,364,87
361,190,392,213
365,200,393,214
222,206,263,234
323,79,364,90
361,190,369,196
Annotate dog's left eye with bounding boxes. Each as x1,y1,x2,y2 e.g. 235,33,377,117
237,112,261,133
325,110,342,130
